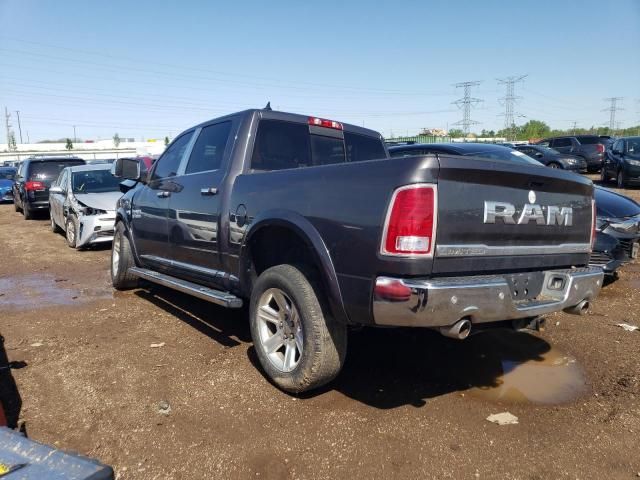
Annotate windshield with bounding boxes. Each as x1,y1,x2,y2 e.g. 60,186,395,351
535,146,561,155
0,169,16,180
30,161,84,184
462,148,543,166
72,169,122,193
595,188,640,218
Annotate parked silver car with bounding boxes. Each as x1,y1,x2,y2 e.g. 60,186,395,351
49,164,122,249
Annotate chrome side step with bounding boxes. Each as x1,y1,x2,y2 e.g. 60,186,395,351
128,267,243,309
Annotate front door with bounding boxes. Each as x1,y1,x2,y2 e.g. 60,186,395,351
131,131,194,265
167,121,234,276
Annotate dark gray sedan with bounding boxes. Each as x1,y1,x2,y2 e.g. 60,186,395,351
514,145,587,172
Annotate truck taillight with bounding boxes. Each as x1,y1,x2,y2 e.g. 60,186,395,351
25,181,45,191
590,198,596,251
596,144,604,154
381,184,437,257
308,116,343,130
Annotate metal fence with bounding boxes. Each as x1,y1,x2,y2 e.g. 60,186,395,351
384,135,452,144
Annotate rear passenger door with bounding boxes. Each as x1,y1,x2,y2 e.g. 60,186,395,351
166,120,235,277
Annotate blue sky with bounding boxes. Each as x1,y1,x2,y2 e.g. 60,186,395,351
1,0,638,142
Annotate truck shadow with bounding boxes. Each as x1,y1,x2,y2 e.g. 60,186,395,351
0,334,26,429
326,327,552,409
134,284,252,347
130,285,554,409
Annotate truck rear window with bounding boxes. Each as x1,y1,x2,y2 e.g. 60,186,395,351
251,120,385,171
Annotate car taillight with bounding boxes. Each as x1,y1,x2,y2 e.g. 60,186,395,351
308,116,343,130
25,181,45,191
596,144,604,154
381,184,437,257
590,199,596,251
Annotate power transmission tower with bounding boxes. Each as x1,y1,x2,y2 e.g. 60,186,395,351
497,75,527,141
570,121,578,134
452,81,482,136
14,110,23,144
603,97,623,131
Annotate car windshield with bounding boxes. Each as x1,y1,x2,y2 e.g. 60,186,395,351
595,188,640,218
30,161,84,184
535,146,561,155
462,148,543,166
72,169,122,193
0,169,16,180
576,136,600,145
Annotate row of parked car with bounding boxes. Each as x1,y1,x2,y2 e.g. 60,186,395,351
0,117,638,393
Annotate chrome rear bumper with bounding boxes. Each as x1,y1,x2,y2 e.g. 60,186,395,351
373,267,604,328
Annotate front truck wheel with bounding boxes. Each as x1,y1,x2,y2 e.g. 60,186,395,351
111,222,138,290
250,264,347,393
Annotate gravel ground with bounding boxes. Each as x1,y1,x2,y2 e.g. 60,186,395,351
0,176,639,479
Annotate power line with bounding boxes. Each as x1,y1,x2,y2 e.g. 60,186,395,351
603,97,623,130
497,75,527,141
452,81,482,135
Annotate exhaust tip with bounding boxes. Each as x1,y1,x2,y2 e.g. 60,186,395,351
440,318,472,340
564,300,590,316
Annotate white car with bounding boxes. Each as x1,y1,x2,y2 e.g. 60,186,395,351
49,164,122,249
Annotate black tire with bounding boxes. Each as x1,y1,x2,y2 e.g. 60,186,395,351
50,210,62,233
250,264,347,393
65,215,78,248
617,170,626,189
22,203,32,220
111,222,138,290
600,167,609,183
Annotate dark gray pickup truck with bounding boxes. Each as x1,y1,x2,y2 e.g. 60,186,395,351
111,108,604,393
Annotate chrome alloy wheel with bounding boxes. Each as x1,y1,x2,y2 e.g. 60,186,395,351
66,220,76,245
256,288,303,372
112,233,121,274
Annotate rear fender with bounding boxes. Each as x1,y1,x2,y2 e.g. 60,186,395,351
239,209,349,324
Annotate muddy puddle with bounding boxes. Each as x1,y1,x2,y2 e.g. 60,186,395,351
0,273,111,310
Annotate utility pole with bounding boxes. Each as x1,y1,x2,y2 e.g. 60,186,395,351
570,121,578,135
603,97,623,131
4,107,11,147
73,125,77,143
14,110,23,144
452,81,482,137
497,75,527,141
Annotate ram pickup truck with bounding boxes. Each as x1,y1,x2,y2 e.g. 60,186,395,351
111,108,604,393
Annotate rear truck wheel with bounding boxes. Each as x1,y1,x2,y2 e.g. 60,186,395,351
50,210,62,233
617,170,626,188
65,215,78,248
250,264,347,393
111,222,138,290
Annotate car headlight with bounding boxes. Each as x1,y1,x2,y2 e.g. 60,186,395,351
564,158,577,164
81,206,107,216
628,159,640,167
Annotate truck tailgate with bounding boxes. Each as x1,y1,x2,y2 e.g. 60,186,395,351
433,154,593,275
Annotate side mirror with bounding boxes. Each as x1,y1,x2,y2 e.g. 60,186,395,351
49,185,65,195
113,158,141,181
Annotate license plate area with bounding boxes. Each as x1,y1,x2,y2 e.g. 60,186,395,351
505,272,544,300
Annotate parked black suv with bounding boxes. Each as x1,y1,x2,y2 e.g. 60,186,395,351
13,156,85,219
601,136,640,188
535,136,606,172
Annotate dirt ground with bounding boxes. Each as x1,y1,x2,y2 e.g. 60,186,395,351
1,177,639,479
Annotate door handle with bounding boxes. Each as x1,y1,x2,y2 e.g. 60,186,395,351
200,187,218,196
157,191,171,198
